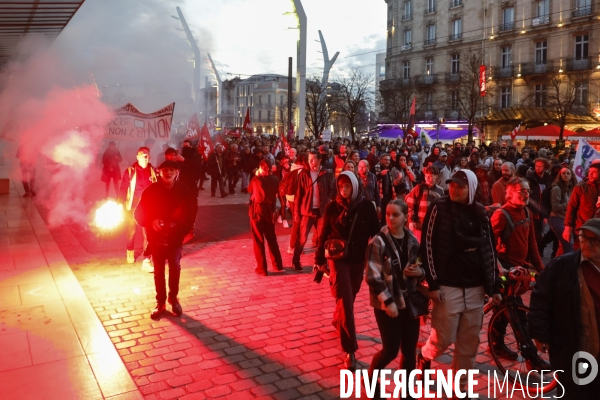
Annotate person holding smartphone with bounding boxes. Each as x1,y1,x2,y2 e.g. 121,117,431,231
365,200,424,398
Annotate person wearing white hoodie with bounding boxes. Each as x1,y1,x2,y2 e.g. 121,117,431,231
417,169,503,391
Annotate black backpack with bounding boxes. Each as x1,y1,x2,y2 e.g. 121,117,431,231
497,207,530,244
539,186,553,219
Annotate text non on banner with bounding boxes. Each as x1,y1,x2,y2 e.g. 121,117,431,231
106,102,175,142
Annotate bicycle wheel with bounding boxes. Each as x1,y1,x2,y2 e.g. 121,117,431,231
487,304,558,395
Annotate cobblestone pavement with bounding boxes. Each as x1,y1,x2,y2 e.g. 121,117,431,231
41,197,561,400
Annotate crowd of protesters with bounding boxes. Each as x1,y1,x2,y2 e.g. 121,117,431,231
102,132,600,398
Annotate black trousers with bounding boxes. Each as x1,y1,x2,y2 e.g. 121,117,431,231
227,167,239,193
369,307,420,376
250,215,283,273
329,259,365,353
210,173,226,196
151,244,182,305
292,211,322,264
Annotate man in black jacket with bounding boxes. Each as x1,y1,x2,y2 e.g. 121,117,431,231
248,160,283,275
529,218,600,399
292,150,335,271
418,170,502,390
134,160,195,320
207,144,227,198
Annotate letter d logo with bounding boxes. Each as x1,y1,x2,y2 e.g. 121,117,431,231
572,351,598,386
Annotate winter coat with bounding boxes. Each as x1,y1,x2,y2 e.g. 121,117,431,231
207,151,225,176
133,181,195,248
526,168,553,218
420,196,501,296
564,180,600,230
293,167,335,217
315,197,380,266
365,226,423,310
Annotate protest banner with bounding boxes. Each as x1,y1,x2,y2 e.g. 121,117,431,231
573,138,600,182
322,129,332,142
106,102,175,142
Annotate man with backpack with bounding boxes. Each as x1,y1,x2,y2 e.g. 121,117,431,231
490,177,547,366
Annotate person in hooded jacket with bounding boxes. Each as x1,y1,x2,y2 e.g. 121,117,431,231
314,171,380,371
417,169,502,390
365,199,423,398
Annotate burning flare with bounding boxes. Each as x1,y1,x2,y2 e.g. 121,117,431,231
94,200,124,231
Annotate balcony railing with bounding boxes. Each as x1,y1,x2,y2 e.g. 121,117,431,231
449,33,462,41
445,73,460,84
499,22,514,32
492,65,514,79
401,44,412,51
520,60,557,76
572,6,592,18
444,109,460,120
567,58,591,71
402,13,412,20
416,75,438,86
424,38,436,45
425,6,436,14
451,0,463,7
532,15,549,26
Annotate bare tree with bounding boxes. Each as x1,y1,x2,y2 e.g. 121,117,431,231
446,51,492,143
541,70,590,140
305,75,330,137
329,68,374,141
377,74,440,128
276,96,297,137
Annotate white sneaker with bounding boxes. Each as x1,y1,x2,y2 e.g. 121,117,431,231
282,220,289,228
277,216,283,224
142,257,154,273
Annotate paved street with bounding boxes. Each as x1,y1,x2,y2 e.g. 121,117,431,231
26,185,559,400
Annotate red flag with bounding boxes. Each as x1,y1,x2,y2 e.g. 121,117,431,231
185,113,201,140
479,65,487,96
198,123,212,161
272,139,282,156
405,97,417,140
243,108,253,135
213,131,229,151
510,123,521,141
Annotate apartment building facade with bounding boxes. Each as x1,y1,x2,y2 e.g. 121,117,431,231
384,0,600,140
233,74,295,135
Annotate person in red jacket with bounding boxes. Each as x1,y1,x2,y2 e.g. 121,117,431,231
563,164,600,248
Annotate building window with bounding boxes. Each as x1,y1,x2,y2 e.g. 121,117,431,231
258,110,262,121
501,46,512,68
534,84,547,107
403,61,410,79
536,0,549,18
451,54,460,74
426,0,435,14
451,90,459,109
575,34,589,60
575,83,589,105
426,57,433,76
535,41,547,65
502,7,514,31
404,30,412,46
267,110,271,121
425,93,433,111
388,2,393,23
404,1,411,19
451,19,462,40
575,0,592,17
258,96,262,105
426,24,436,45
501,87,512,108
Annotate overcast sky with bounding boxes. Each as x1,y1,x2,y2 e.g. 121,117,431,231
53,0,387,88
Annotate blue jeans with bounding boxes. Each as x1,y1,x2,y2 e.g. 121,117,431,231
241,171,250,190
549,216,574,256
